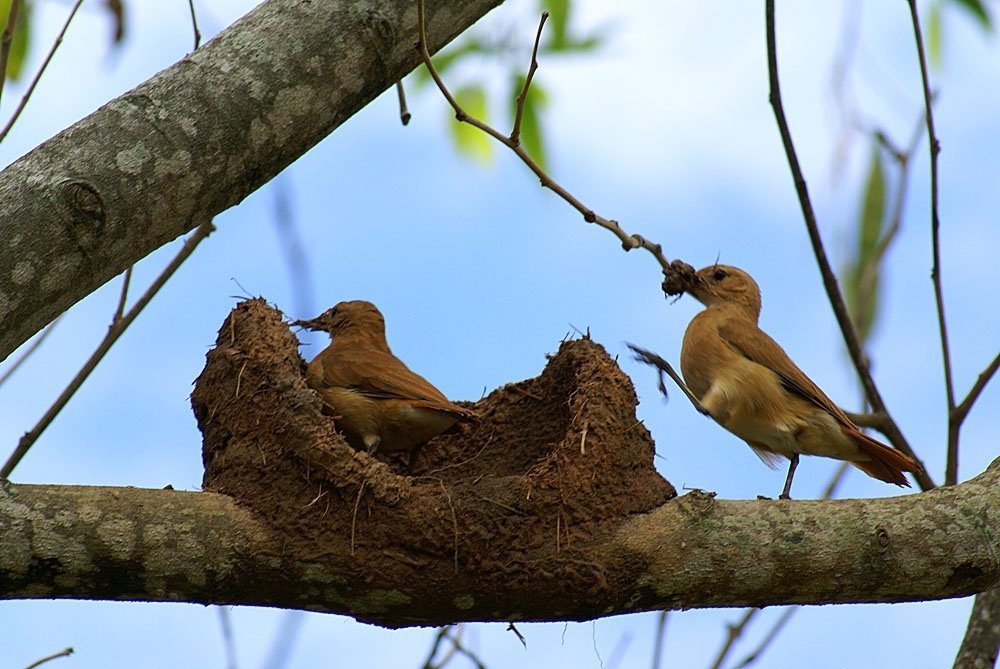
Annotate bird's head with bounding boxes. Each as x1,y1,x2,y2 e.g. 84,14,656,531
293,300,387,337
688,264,762,318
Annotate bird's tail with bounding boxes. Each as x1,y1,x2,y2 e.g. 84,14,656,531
849,430,921,487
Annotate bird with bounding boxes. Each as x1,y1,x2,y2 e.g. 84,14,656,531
294,300,477,457
679,264,921,499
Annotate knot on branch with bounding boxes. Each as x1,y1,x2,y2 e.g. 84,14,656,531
190,299,674,625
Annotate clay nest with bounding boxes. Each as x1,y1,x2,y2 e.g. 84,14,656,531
191,299,676,623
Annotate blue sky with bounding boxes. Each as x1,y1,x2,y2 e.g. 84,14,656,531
1,1,998,667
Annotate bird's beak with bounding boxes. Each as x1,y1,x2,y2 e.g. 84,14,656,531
685,275,710,305
292,317,322,331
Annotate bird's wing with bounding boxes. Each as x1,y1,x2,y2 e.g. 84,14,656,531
717,320,855,427
318,348,473,415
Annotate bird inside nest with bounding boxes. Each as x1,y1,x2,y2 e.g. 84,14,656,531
293,300,477,466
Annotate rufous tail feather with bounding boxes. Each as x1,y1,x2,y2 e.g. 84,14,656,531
849,430,920,487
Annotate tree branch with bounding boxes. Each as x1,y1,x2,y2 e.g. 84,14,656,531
764,0,933,490
1,460,997,626
0,0,503,362
954,587,1000,669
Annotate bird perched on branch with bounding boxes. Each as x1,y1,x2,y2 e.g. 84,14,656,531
679,264,920,498
294,300,477,457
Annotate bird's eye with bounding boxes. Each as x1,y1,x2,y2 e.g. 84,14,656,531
712,268,728,281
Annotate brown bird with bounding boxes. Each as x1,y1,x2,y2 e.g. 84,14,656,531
294,300,476,456
679,264,920,498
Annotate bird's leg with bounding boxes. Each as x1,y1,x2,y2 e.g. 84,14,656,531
406,443,425,474
779,454,799,500
365,436,382,455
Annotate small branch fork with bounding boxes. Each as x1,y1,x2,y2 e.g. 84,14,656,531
414,0,696,297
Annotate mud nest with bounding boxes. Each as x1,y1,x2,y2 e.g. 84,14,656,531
191,299,675,623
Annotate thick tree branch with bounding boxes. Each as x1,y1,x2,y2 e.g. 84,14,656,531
0,0,503,362
954,587,1000,669
0,459,997,626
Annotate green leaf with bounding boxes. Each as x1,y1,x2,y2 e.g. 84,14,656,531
0,0,32,82
948,0,992,30
450,85,493,164
928,1,944,70
844,143,888,343
858,144,886,259
512,73,549,170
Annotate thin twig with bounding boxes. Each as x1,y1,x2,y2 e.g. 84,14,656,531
420,626,452,669
954,352,1000,426
651,610,669,669
710,608,758,669
395,80,411,125
764,0,934,491
0,0,84,143
0,0,21,110
0,222,215,479
187,0,202,51
217,606,238,669
906,0,953,484
23,647,74,669
843,410,890,433
113,265,134,323
270,175,315,319
415,0,687,294
511,11,548,144
443,627,487,669
0,317,61,388
731,607,798,669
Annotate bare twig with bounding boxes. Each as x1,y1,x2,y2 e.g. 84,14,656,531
443,627,487,669
953,587,1000,669
764,0,933,491
415,0,691,295
260,610,306,669
904,0,955,486
0,222,215,480
395,80,411,125
420,626,454,669
710,608,758,669
626,343,708,416
113,266,134,323
843,410,890,433
731,607,797,669
0,0,21,109
0,0,85,143
954,352,1000,427
507,622,527,648
217,606,238,669
511,11,548,145
187,0,202,51
0,317,61,388
23,647,74,669
270,175,315,319
651,610,669,669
